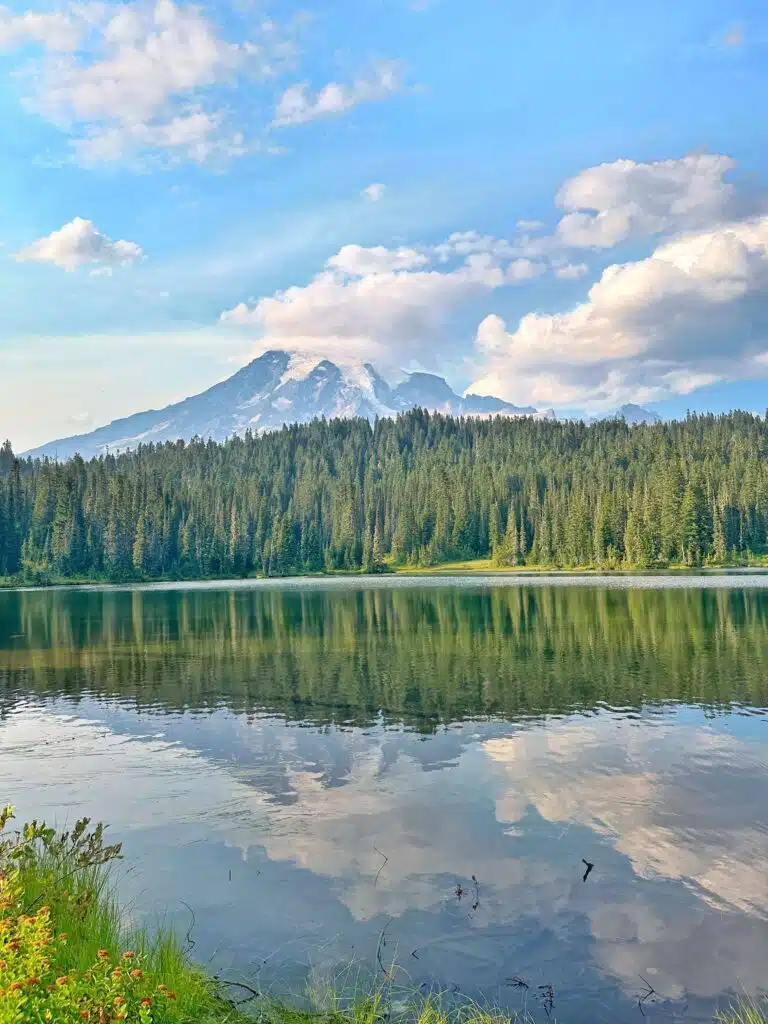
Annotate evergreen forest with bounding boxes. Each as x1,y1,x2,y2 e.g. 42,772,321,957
1,409,767,583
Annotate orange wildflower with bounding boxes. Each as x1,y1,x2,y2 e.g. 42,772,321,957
130,968,143,979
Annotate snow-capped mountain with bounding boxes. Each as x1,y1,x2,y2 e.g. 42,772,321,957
610,404,662,425
24,350,550,461
584,404,662,426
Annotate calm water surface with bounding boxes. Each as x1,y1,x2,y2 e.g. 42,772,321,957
2,576,768,1023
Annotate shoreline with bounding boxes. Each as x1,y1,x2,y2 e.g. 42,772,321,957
2,558,768,592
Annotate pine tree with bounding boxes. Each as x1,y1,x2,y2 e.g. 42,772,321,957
680,479,712,566
623,488,647,567
494,506,520,567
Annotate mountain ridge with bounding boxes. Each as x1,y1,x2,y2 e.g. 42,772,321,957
23,351,662,461
23,350,548,461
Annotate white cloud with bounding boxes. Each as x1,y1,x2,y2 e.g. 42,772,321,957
432,230,518,263
3,0,294,164
506,257,543,281
553,153,737,249
272,60,402,127
220,239,510,366
362,183,386,202
16,217,143,271
516,218,544,232
553,261,589,280
0,5,83,50
469,214,768,409
73,109,249,166
220,152,764,403
326,243,428,275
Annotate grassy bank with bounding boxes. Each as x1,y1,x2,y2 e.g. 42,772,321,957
2,556,768,590
0,807,258,1022
0,807,763,1024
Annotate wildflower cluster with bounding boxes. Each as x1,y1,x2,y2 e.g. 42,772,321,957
0,805,179,1023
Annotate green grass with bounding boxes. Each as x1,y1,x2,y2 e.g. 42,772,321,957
390,557,768,574
718,1005,768,1024
2,553,767,590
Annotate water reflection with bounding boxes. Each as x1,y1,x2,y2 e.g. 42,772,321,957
1,582,768,1022
2,583,768,723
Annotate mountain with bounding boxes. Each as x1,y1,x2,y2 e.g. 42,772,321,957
613,404,662,425
24,350,546,461
586,403,662,426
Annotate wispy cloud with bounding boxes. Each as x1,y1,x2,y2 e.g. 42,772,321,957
272,60,403,127
362,183,386,202
2,0,297,165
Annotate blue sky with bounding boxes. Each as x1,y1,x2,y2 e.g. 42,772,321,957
1,0,768,450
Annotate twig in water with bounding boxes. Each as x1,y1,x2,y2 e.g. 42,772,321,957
214,978,261,1004
582,859,594,883
538,983,554,1017
180,900,196,953
375,919,393,978
637,976,657,1016
506,977,529,991
373,844,388,888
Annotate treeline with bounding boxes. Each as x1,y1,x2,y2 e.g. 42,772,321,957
0,409,767,582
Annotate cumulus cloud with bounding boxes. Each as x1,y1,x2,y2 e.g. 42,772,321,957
15,217,143,271
2,0,295,164
220,238,520,366
362,183,385,202
272,60,402,127
326,243,428,275
469,214,768,409
219,151,765,407
552,153,737,249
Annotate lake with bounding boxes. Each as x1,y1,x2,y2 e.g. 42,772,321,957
2,576,768,1023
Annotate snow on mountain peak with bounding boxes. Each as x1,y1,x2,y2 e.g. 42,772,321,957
23,350,550,461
